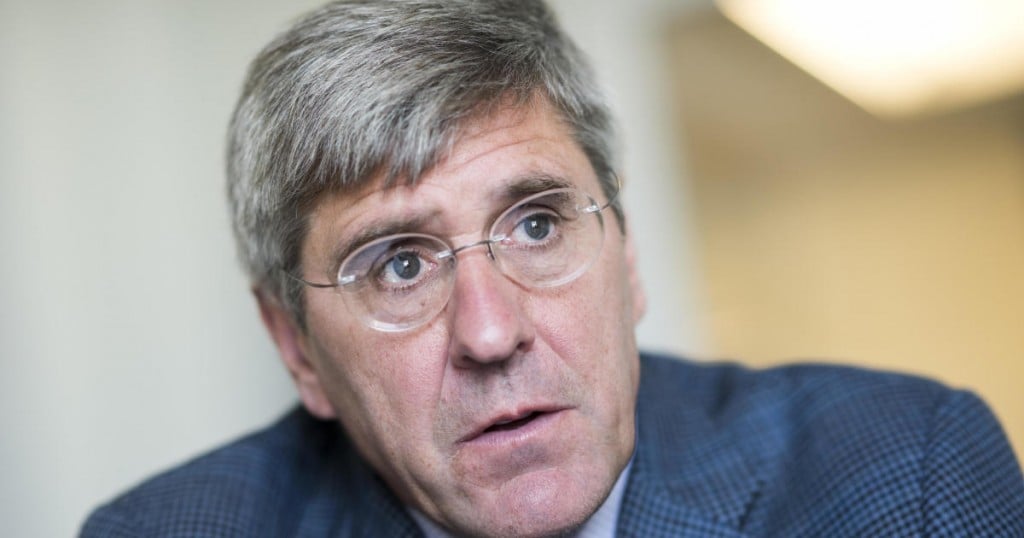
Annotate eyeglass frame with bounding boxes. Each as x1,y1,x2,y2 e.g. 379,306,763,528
286,177,621,332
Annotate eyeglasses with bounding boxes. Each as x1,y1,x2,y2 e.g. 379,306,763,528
291,186,617,332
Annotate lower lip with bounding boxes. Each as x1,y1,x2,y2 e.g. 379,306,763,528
461,409,567,449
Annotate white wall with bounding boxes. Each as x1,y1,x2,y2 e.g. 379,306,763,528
0,1,704,535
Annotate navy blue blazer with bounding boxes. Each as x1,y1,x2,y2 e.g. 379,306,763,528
82,353,1024,536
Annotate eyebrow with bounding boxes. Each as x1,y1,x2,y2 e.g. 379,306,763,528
501,174,574,203
328,213,439,271
330,173,576,267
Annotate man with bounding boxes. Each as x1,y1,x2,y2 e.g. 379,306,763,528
83,1,1024,536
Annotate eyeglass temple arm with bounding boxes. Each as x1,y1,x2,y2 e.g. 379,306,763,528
586,172,622,213
282,269,340,289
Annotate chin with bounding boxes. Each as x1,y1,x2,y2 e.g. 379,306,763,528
454,466,611,538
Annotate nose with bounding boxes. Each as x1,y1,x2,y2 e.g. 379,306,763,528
447,248,535,368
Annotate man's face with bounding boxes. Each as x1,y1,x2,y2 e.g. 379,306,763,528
264,97,643,536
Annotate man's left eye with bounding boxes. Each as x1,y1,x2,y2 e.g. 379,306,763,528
514,213,555,242
386,251,422,281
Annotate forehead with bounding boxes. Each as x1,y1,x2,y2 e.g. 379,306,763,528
302,99,598,262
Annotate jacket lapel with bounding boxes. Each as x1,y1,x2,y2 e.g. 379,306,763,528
617,355,775,537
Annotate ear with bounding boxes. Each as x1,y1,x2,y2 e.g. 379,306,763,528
623,230,647,325
254,288,337,420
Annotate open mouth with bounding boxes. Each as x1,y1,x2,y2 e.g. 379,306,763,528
459,407,566,445
483,411,543,433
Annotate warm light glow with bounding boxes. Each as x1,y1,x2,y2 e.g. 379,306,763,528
716,0,1024,116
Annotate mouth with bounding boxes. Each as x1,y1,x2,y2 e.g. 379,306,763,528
459,406,567,445
484,411,544,433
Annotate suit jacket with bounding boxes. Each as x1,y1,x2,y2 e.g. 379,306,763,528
82,353,1024,537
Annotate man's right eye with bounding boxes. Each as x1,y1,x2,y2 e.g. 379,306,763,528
375,249,435,288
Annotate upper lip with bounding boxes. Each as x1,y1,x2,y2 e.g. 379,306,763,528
457,404,568,444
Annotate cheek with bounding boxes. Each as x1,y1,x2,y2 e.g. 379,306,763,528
538,248,634,340
528,255,638,382
525,272,639,464
305,303,446,449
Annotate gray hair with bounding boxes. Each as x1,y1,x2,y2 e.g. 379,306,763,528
226,0,621,326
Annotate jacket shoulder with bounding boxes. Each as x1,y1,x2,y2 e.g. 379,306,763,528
638,351,972,450
640,351,949,412
636,352,1024,536
80,408,339,537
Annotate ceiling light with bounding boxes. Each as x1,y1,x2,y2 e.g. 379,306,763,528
716,0,1024,117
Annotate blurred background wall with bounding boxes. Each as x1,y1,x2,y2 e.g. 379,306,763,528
1,1,1020,536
